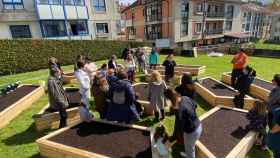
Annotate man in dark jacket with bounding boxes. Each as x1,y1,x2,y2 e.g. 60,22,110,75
47,67,69,128
106,71,139,123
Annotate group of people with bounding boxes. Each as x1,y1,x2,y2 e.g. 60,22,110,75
231,49,280,158
46,47,280,158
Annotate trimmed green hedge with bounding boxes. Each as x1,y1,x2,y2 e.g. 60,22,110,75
0,40,150,75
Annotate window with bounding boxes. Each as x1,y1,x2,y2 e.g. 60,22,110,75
226,5,234,18
64,0,84,5
3,0,23,9
145,24,162,40
41,20,67,37
96,23,109,34
195,23,202,33
196,3,202,12
225,21,232,31
68,20,88,36
181,0,189,36
10,25,31,38
144,2,162,22
37,0,61,4
93,0,106,12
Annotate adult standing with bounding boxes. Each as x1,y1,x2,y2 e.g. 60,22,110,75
149,44,159,70
92,73,109,119
106,71,139,123
162,54,177,82
136,48,146,73
122,48,130,61
84,56,97,81
266,74,280,158
125,53,136,82
165,89,202,158
231,48,248,88
108,55,118,71
47,67,69,128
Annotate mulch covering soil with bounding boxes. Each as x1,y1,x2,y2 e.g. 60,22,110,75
200,78,239,96
200,108,250,158
253,78,274,91
134,84,149,101
49,121,152,158
0,85,39,112
44,88,81,113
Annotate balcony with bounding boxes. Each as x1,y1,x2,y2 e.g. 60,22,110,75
205,29,223,35
206,12,224,18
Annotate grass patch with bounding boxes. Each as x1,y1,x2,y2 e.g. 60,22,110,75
0,55,279,158
253,41,280,50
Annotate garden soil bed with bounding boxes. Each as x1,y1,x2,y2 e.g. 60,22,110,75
252,78,274,91
0,85,39,112
200,78,238,97
37,120,153,158
200,108,249,158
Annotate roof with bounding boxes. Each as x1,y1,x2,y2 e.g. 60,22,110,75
121,0,141,13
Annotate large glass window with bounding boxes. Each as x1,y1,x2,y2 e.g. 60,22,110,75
226,5,234,18
64,0,84,5
3,0,23,10
195,23,202,33
41,20,67,37
144,2,162,22
93,0,106,12
145,24,162,40
96,23,109,34
181,0,188,36
68,20,88,35
9,25,31,38
37,0,61,4
225,21,232,31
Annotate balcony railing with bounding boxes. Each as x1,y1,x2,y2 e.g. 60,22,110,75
206,12,224,18
205,29,223,35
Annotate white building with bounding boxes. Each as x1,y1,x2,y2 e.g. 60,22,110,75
0,0,122,39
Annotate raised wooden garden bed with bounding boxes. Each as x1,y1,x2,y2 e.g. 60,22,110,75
222,72,274,101
150,64,206,76
63,72,77,84
33,88,81,131
195,77,256,110
37,119,155,158
144,73,181,86
0,85,44,128
196,106,257,158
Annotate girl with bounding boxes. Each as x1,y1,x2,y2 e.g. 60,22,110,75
164,88,202,158
162,54,177,83
99,63,108,77
92,72,109,119
125,53,136,82
108,54,118,71
148,71,167,121
246,101,267,149
175,73,195,99
149,46,159,70
266,74,280,158
153,125,172,158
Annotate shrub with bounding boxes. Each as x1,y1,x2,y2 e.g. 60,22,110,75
0,39,151,75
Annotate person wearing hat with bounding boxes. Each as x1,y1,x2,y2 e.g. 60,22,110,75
175,73,195,99
47,67,69,128
231,48,248,89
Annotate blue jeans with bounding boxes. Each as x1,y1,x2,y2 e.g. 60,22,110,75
183,124,202,158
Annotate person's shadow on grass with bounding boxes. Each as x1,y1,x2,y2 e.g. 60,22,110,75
3,123,50,146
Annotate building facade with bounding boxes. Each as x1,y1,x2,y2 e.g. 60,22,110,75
122,0,271,50
0,0,122,39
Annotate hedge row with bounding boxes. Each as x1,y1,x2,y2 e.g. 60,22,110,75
0,40,151,76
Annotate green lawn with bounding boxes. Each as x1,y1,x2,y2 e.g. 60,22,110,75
0,55,279,158
252,41,280,50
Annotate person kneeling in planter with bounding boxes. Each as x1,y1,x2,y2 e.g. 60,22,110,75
48,67,69,128
165,89,202,158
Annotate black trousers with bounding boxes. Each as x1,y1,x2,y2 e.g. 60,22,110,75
231,69,243,89
58,107,68,128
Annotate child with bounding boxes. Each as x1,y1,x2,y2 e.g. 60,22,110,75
107,69,118,86
153,125,172,158
99,63,108,77
162,54,177,83
149,44,159,70
125,53,136,82
108,55,118,71
149,71,167,121
246,101,268,149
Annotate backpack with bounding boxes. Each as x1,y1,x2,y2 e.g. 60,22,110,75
112,90,126,105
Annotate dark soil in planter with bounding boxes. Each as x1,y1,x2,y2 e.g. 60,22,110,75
0,85,39,112
200,108,250,158
134,84,149,101
49,121,152,158
44,88,81,114
253,78,274,91
200,78,238,96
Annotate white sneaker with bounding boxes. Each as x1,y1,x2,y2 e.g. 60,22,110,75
180,152,186,158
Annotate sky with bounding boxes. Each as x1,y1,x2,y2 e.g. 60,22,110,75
119,0,271,5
